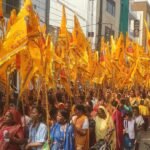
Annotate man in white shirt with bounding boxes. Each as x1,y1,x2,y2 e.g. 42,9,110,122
123,112,136,150
133,106,144,150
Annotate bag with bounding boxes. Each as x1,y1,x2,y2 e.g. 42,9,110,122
123,133,133,149
42,141,50,150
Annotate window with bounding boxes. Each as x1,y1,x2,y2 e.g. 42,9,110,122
88,32,94,37
5,0,19,16
105,26,114,41
106,0,115,17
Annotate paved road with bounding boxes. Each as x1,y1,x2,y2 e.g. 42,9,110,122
139,129,150,150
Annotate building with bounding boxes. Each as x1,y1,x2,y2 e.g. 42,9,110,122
119,0,129,36
91,0,121,49
49,0,89,43
128,0,140,43
3,0,20,17
2,0,121,49
131,0,150,48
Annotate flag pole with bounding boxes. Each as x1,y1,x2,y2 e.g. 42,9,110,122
4,65,11,112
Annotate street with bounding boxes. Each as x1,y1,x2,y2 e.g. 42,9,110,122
140,129,150,150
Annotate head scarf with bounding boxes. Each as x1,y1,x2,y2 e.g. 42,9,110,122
98,105,109,119
5,108,22,125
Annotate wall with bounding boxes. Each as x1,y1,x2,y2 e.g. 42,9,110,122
19,0,90,44
49,0,88,34
89,0,121,49
102,0,120,38
20,0,46,23
132,1,150,47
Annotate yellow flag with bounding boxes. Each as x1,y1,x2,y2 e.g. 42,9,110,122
144,20,150,54
3,17,28,53
20,49,33,89
17,0,40,35
129,59,139,82
0,58,15,82
45,35,54,82
110,35,116,59
59,5,67,37
0,0,3,17
17,0,33,19
60,69,73,97
7,9,17,32
28,40,41,60
99,37,106,67
115,33,124,60
72,15,88,64
20,65,38,97
125,33,135,58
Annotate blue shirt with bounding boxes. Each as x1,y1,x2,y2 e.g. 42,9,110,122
50,123,75,150
29,122,48,150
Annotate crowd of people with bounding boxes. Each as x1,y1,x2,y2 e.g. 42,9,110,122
0,87,149,150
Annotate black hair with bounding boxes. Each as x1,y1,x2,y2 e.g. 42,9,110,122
50,107,58,120
58,109,70,121
132,106,139,113
120,99,125,105
32,105,42,114
32,105,46,122
18,101,28,115
85,105,92,113
117,93,121,100
140,100,144,105
48,92,56,106
111,100,118,108
75,104,85,113
99,108,106,115
0,101,4,116
125,111,133,118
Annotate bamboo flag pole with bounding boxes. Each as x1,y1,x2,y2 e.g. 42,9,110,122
43,52,50,143
44,74,50,149
43,76,50,142
36,76,42,105
5,66,10,111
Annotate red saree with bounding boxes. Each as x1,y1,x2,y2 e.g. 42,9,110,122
112,109,124,150
0,108,24,150
0,124,24,150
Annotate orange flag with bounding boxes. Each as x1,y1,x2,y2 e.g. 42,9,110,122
60,69,73,97
125,33,135,58
59,5,67,37
72,15,88,64
7,9,17,32
144,20,150,54
3,17,28,54
0,0,3,17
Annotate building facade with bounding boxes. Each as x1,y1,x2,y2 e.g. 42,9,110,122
90,0,121,49
132,0,150,48
2,0,121,50
128,0,140,42
49,0,89,43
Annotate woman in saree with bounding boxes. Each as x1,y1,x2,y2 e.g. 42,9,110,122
111,100,124,150
50,109,75,150
95,105,116,150
71,104,89,150
0,108,25,150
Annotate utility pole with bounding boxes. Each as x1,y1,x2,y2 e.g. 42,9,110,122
45,0,50,33
97,0,103,51
88,0,94,46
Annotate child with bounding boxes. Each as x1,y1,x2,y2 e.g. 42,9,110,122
123,112,136,150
